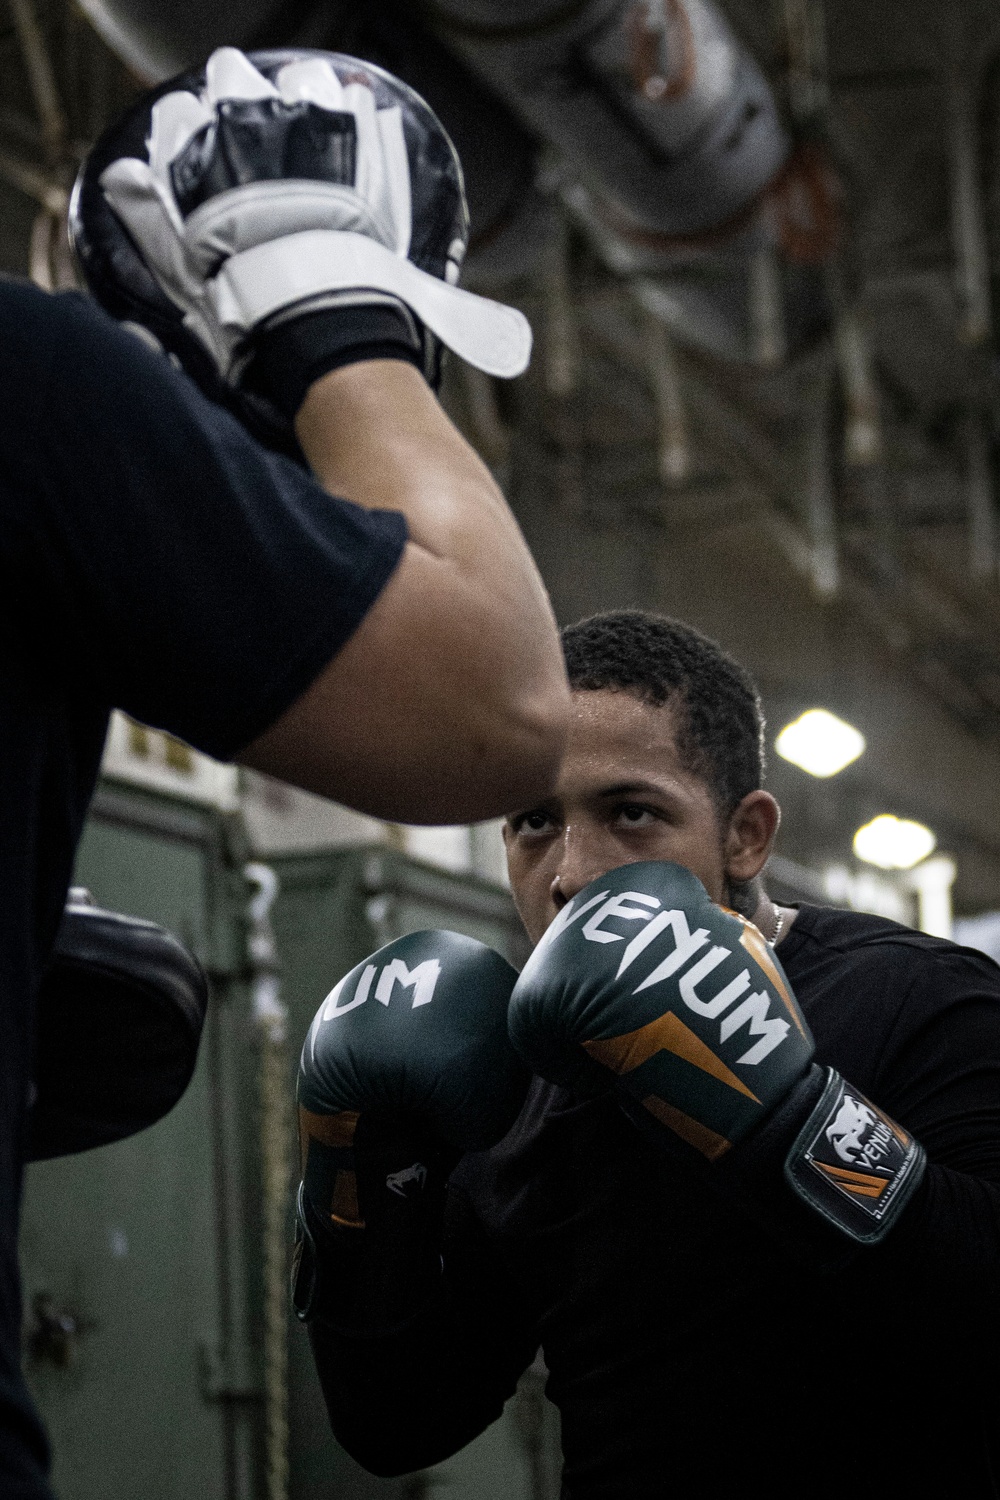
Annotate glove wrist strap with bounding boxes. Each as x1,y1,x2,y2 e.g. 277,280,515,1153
247,300,426,418
784,1067,926,1244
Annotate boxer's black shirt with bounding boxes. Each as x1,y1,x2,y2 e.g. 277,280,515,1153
0,279,406,1498
318,905,1000,1499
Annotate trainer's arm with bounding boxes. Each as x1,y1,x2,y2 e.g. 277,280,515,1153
239,361,569,823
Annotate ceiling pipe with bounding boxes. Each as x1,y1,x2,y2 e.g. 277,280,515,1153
73,0,836,362
73,0,546,277
423,0,836,363
423,0,788,239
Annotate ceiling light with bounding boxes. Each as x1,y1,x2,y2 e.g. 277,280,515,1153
853,815,936,870
774,709,866,778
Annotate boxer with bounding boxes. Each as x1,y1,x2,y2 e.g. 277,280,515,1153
297,611,1000,1499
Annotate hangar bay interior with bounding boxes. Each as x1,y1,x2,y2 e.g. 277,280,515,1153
2,1,999,1497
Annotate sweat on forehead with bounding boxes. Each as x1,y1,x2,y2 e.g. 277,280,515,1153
560,609,765,816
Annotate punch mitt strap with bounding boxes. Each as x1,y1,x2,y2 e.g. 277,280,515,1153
28,891,208,1160
784,1066,926,1245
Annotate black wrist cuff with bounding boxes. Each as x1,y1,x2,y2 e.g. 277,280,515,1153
712,1063,926,1258
709,1064,851,1264
783,1066,926,1244
247,303,425,419
292,1100,457,1336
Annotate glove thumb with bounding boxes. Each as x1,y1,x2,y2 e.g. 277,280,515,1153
99,158,201,311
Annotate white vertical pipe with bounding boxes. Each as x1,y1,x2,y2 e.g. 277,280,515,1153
749,245,787,368
948,67,992,347
907,856,957,941
644,314,689,485
963,409,997,581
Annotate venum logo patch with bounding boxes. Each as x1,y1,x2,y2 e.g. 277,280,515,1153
785,1068,927,1243
809,1088,908,1211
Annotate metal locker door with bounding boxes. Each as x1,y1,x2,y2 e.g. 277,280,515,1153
19,782,259,1500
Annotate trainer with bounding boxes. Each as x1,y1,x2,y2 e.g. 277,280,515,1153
0,48,568,1500
296,611,1000,1500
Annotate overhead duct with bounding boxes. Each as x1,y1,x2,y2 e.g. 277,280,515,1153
74,0,546,277
75,0,835,361
422,0,836,362
423,0,788,240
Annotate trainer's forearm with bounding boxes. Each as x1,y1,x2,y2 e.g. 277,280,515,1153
291,361,570,814
296,362,524,564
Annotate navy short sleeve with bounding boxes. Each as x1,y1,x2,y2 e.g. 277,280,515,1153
0,280,407,759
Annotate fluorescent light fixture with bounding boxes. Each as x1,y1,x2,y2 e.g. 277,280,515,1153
774,709,866,778
853,815,936,871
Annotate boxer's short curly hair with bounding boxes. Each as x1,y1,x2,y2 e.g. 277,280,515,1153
560,610,765,818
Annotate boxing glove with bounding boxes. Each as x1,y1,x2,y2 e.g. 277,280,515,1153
509,862,925,1244
293,929,527,1329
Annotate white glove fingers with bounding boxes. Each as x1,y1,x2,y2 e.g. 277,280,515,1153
275,57,345,112
148,90,214,183
99,158,202,307
205,47,279,106
375,105,412,256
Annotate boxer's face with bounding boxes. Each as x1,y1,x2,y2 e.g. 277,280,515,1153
503,689,777,946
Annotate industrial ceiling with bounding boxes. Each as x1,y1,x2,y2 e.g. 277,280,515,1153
2,0,999,914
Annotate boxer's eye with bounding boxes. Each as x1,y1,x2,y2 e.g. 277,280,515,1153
509,810,557,838
613,803,657,829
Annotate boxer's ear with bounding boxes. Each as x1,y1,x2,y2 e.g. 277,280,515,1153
722,790,780,885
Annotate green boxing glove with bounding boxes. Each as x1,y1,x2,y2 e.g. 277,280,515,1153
509,862,924,1245
294,929,528,1330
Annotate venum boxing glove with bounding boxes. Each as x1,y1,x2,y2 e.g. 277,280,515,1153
293,929,527,1331
509,862,925,1245
71,48,531,448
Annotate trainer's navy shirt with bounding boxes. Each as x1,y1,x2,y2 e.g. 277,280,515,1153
317,905,1000,1499
0,279,406,1497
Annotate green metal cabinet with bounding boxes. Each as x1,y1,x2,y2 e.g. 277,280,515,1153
20,782,262,1500
19,800,560,1500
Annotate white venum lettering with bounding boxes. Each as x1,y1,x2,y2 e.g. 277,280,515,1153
616,910,675,978
538,890,610,953
582,891,661,944
677,945,730,1009
681,962,752,1019
308,963,378,1059
325,963,376,1019
307,953,443,1064
720,992,791,1063
374,957,442,1009
632,910,711,993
